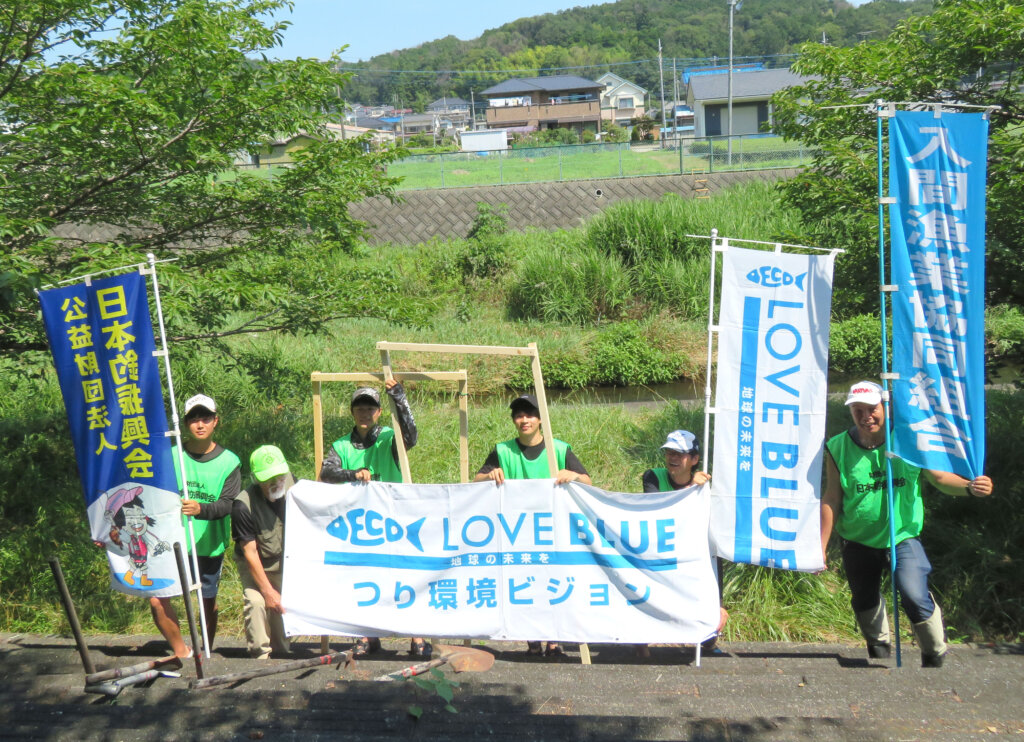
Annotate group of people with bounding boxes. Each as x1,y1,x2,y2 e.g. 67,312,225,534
127,378,992,669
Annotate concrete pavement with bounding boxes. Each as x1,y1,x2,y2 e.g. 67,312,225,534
2,633,1022,741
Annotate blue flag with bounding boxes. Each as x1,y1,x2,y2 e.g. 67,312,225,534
40,270,185,597
889,110,988,479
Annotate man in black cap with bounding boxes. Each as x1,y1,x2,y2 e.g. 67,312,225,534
474,394,591,657
319,378,424,656
320,379,417,484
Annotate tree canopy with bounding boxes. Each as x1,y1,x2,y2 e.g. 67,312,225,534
0,0,410,358
772,0,1024,316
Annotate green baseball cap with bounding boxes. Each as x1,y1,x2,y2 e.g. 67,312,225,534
250,445,290,482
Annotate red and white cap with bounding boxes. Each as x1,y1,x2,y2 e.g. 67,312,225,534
844,381,882,407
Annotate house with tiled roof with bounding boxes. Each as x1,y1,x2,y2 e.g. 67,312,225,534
686,68,814,138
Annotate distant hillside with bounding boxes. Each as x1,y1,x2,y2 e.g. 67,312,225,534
337,0,933,111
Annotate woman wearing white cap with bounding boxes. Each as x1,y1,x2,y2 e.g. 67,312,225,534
638,430,726,658
821,381,993,667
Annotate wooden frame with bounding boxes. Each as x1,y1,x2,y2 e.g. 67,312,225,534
374,341,592,665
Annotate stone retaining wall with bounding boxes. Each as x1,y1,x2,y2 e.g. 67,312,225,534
350,168,800,245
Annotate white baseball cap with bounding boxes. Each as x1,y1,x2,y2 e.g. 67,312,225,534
845,381,882,406
661,429,699,455
184,393,217,416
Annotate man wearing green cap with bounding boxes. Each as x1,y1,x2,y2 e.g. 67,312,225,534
232,445,293,659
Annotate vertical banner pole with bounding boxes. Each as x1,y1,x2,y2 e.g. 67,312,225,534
145,254,210,659
874,105,902,668
173,542,204,679
703,229,721,465
380,349,412,483
48,556,97,676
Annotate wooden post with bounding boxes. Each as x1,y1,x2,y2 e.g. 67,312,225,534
458,371,469,483
312,376,324,479
527,342,558,476
379,349,412,483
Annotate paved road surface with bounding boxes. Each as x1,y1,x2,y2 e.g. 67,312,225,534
2,633,1022,741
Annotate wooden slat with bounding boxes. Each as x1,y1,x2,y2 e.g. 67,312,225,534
377,341,537,357
311,371,468,382
380,349,412,484
458,374,469,483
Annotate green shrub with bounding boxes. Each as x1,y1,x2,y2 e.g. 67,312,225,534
827,313,885,377
986,304,1024,383
590,322,679,386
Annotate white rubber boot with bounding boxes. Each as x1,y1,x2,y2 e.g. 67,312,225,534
912,602,948,668
855,600,892,659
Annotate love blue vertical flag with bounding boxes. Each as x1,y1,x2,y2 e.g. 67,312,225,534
889,110,988,479
39,270,185,597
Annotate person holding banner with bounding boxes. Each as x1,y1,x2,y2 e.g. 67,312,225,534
820,381,993,667
638,430,725,658
319,380,425,657
474,393,591,657
232,445,292,660
155,393,240,655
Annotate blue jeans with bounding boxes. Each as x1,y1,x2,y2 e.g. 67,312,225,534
841,537,935,623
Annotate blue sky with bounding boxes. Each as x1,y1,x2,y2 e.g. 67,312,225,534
268,1,605,63
269,0,873,63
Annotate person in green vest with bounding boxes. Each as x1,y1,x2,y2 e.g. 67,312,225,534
232,445,292,659
151,393,240,656
319,379,424,656
821,381,993,667
637,429,726,659
474,393,591,657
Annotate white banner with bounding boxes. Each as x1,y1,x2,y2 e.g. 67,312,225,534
710,246,834,572
282,479,720,643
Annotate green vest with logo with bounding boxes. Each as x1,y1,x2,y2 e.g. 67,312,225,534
826,430,923,549
173,445,240,557
235,483,286,573
495,438,569,480
331,427,402,482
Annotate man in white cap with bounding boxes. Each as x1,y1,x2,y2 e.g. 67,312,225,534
821,381,993,667
152,393,240,655
232,445,292,659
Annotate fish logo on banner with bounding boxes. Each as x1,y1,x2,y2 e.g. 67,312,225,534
889,111,988,479
710,246,835,572
39,271,185,597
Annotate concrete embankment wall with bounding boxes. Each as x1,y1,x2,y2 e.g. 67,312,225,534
350,168,801,246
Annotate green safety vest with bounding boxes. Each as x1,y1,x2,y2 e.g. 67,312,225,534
651,467,673,492
173,445,240,557
331,427,402,483
495,438,569,480
826,430,923,548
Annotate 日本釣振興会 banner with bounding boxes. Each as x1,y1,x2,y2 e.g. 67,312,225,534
889,110,988,479
709,245,834,572
281,479,721,643
39,271,185,598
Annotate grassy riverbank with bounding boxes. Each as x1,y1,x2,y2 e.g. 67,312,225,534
2,180,1022,645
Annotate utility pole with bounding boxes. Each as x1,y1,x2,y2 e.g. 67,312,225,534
727,0,739,166
672,57,679,142
470,90,476,130
658,39,666,149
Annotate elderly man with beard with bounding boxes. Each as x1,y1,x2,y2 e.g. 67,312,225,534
232,445,293,659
